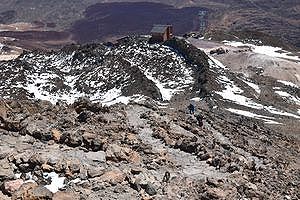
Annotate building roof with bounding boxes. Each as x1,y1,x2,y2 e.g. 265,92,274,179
150,24,171,34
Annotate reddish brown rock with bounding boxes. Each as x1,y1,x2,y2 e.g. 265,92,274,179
106,144,141,164
12,182,38,200
53,191,80,200
41,163,54,172
3,179,24,195
51,129,61,142
100,170,125,185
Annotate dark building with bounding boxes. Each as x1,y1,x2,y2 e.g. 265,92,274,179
150,24,173,43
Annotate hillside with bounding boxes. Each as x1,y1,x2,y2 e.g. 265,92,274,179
0,36,299,199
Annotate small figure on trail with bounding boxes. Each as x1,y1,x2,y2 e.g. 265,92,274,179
188,103,195,115
162,171,170,183
195,113,204,128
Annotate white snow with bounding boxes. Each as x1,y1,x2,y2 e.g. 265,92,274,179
275,91,300,105
227,108,281,124
145,73,179,101
242,80,261,94
264,106,300,119
102,95,145,106
69,178,81,184
277,80,299,88
208,56,227,69
209,56,262,108
43,172,65,193
209,55,300,120
11,40,194,105
190,97,202,102
100,88,122,102
17,81,84,105
216,76,263,109
223,41,300,62
15,173,21,179
14,172,35,183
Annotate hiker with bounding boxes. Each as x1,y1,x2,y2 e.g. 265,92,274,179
195,114,204,128
162,171,170,183
188,103,195,115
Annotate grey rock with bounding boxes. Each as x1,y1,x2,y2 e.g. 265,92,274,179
0,161,14,181
85,151,106,164
88,167,105,178
30,186,53,199
144,182,157,196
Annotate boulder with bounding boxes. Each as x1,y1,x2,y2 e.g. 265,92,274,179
106,144,140,164
51,129,61,142
11,182,38,200
73,97,105,113
87,166,105,178
3,179,24,195
85,151,106,164
202,188,226,199
42,164,54,172
0,160,15,181
53,191,80,200
99,170,125,185
25,121,52,141
209,47,227,55
82,132,105,151
65,130,83,147
144,182,157,196
0,191,10,200
29,186,53,199
77,111,90,123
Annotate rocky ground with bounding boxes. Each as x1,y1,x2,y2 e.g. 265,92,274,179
0,95,299,199
0,36,299,199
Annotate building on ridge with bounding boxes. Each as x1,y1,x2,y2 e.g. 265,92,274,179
150,24,173,43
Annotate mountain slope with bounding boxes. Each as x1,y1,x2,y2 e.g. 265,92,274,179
0,36,299,199
0,37,203,104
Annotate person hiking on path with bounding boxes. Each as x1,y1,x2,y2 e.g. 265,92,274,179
195,113,204,128
188,103,195,115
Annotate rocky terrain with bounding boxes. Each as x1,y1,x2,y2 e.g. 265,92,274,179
0,36,299,199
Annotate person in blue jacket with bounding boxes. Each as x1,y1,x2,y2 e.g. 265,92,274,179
188,103,195,115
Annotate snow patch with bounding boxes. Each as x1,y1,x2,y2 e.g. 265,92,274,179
208,56,227,69
227,108,280,124
265,106,300,119
101,95,146,106
43,172,65,193
145,73,179,101
277,80,298,88
242,80,261,94
190,97,202,102
216,76,263,109
275,91,300,105
223,41,300,62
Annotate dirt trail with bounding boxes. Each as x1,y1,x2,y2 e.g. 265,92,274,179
126,104,228,180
